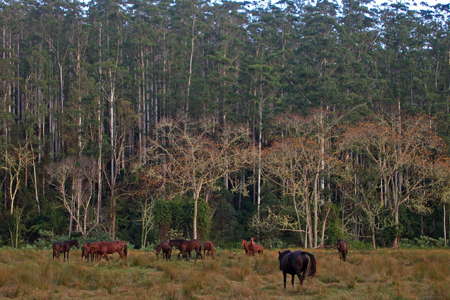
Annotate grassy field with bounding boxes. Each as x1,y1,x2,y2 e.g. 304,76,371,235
0,247,448,300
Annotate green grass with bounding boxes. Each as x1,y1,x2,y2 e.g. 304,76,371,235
0,248,448,299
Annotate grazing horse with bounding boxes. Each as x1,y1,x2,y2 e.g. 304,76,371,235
169,239,186,258
84,241,127,262
155,241,172,260
53,240,79,262
99,241,127,261
202,241,216,258
278,250,316,288
242,239,250,255
248,237,264,255
81,243,94,261
337,240,348,262
180,239,203,260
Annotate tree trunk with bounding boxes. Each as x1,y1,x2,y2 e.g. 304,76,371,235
193,186,201,240
320,205,331,247
185,15,196,116
392,204,400,248
257,93,263,223
371,224,377,249
444,203,447,247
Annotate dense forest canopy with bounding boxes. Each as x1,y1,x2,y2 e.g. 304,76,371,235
0,0,449,249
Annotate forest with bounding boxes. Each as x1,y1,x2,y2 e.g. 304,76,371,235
0,0,449,250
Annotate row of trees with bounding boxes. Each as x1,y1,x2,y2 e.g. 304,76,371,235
0,0,448,248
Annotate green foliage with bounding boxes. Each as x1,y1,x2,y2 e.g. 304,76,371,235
153,197,211,240
401,236,448,249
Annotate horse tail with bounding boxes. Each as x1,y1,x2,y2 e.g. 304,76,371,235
304,252,316,277
124,244,128,258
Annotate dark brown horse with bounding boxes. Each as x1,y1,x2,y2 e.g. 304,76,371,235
52,240,79,262
337,240,348,261
278,250,316,288
180,239,202,260
248,237,264,255
202,241,216,258
155,241,172,260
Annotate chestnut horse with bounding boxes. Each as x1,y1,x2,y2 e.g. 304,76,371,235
155,241,172,260
53,240,79,262
82,241,127,262
278,250,316,288
81,243,94,261
336,240,348,261
248,237,264,255
242,239,250,255
180,239,202,260
202,241,216,258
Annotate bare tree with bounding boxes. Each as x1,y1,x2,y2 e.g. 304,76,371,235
144,118,249,239
1,143,33,215
341,115,445,247
47,156,98,237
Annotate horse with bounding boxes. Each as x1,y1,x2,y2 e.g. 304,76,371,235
242,239,250,255
52,240,79,262
278,250,316,288
81,243,94,261
248,237,264,255
202,241,216,258
169,239,186,258
155,241,172,260
85,241,128,262
180,239,202,260
336,240,348,262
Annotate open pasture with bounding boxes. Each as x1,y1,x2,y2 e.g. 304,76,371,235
0,248,448,300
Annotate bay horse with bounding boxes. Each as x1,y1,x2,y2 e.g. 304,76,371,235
202,241,216,258
248,237,264,255
278,250,316,288
52,240,79,262
155,241,172,260
337,240,348,262
169,239,187,258
180,239,202,260
81,243,94,261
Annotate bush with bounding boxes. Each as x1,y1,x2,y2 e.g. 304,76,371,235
401,236,447,249
348,239,372,250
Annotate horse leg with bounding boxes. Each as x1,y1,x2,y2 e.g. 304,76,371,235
291,274,295,287
343,251,347,262
283,272,287,289
298,272,305,285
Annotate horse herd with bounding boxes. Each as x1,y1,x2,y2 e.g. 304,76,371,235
52,240,127,262
52,238,349,289
154,239,216,260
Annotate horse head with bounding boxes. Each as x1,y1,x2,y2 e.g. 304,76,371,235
278,250,291,262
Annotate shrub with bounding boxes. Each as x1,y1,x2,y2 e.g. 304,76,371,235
401,236,447,249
